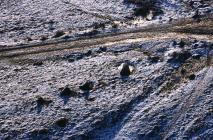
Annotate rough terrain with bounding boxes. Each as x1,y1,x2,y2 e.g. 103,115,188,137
0,0,213,140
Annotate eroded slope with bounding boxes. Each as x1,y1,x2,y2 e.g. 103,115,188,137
0,39,212,139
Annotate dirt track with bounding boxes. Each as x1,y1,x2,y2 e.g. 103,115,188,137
0,18,212,61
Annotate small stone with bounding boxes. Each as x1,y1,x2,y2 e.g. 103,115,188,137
79,81,94,91
68,58,75,62
53,30,65,38
76,54,84,60
66,53,84,62
97,80,108,87
40,36,48,41
178,40,185,48
33,61,43,66
148,56,160,63
188,74,196,80
94,22,105,29
27,37,33,42
99,47,107,52
112,23,118,28
87,97,96,102
55,118,68,127
63,35,71,40
172,40,177,46
85,50,92,56
36,96,52,106
48,20,55,24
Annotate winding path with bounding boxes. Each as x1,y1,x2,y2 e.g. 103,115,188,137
0,18,212,60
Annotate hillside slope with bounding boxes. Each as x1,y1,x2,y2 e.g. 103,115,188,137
0,0,213,140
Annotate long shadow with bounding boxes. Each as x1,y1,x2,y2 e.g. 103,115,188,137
37,104,43,114
61,95,71,105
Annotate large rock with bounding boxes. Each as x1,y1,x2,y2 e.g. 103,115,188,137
118,63,134,77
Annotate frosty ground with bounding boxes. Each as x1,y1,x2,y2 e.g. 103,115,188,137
0,0,213,140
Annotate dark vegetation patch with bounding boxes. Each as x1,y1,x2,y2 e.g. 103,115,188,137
168,50,192,63
159,58,207,94
126,0,163,17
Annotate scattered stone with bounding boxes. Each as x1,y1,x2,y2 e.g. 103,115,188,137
94,23,105,29
13,67,21,72
85,50,92,57
53,30,65,38
82,29,99,36
48,20,55,24
40,36,48,41
66,53,84,61
143,51,152,56
76,54,84,60
87,96,96,102
97,80,108,87
188,74,196,80
63,35,71,40
112,23,118,28
68,58,75,63
168,17,173,22
27,37,33,42
55,118,68,127
60,86,78,97
99,47,107,52
33,61,43,66
177,40,185,48
36,96,52,106
79,81,94,91
118,63,134,77
172,40,177,46
148,56,160,63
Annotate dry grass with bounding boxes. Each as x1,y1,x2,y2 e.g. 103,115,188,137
159,58,209,94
